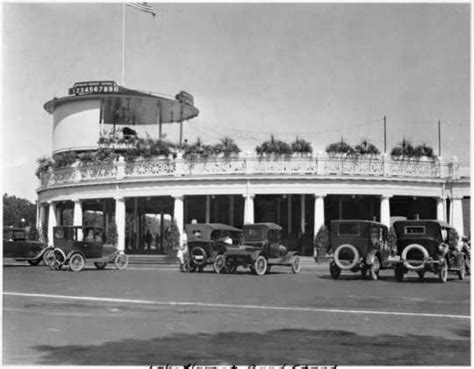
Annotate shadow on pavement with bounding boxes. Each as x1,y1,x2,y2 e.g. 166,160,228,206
31,328,470,366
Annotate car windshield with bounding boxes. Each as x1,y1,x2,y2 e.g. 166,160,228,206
243,227,266,242
211,230,242,245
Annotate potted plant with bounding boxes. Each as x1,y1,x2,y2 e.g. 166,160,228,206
413,143,436,160
291,137,313,156
255,135,293,156
390,138,415,160
215,137,241,158
314,225,330,262
326,138,355,157
35,156,54,178
354,139,380,157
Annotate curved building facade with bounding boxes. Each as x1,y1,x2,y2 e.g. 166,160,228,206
37,81,471,255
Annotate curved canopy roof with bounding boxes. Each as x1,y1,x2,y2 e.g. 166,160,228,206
44,81,199,124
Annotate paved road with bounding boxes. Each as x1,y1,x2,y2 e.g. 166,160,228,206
3,262,471,366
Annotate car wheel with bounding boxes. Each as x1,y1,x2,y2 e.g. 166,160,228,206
214,255,226,274
369,256,381,281
438,260,448,283
395,264,404,282
329,261,341,279
94,262,107,270
226,259,237,274
190,246,208,267
114,252,129,270
417,271,425,280
28,259,41,266
180,261,191,272
291,255,301,274
253,255,268,276
69,253,85,272
334,244,360,270
43,249,56,270
42,249,54,266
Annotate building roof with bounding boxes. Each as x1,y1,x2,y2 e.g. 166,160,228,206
43,81,199,124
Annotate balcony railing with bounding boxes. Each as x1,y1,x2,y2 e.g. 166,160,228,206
38,155,468,190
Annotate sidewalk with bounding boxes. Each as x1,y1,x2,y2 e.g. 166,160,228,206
128,254,331,265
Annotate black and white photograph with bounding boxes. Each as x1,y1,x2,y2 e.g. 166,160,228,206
2,2,471,367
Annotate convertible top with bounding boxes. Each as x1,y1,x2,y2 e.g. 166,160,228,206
243,223,283,231
185,223,242,242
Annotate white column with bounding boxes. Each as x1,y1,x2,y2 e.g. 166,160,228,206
205,195,211,223
313,195,325,234
436,197,446,222
134,198,139,249
38,203,46,230
380,195,391,227
73,200,83,226
244,195,255,224
173,195,184,244
115,197,126,251
450,197,464,236
47,201,57,246
287,195,292,234
300,194,306,234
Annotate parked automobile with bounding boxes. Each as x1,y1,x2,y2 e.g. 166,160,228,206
182,223,242,272
214,223,301,276
3,226,52,265
393,220,466,282
328,220,393,280
47,226,129,272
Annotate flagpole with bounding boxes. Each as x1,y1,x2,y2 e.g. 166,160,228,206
122,2,126,86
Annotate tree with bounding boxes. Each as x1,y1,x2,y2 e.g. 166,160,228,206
3,194,36,227
28,225,40,241
314,225,330,254
163,220,181,253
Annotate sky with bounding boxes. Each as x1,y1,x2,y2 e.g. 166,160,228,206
1,2,471,202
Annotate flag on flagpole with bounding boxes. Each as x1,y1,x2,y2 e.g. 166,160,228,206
126,2,156,17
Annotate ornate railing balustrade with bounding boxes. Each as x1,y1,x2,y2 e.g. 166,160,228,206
38,155,468,189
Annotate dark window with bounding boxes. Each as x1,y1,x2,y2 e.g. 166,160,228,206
404,226,425,235
338,223,360,236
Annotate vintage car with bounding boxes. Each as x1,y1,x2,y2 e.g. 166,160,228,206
213,223,301,276
393,220,466,282
47,225,129,272
328,220,393,280
182,223,243,272
3,226,52,265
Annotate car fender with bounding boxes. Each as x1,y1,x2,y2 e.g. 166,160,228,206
250,250,264,261
37,245,54,258
66,250,85,261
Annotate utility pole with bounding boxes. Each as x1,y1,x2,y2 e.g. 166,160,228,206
438,120,442,157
